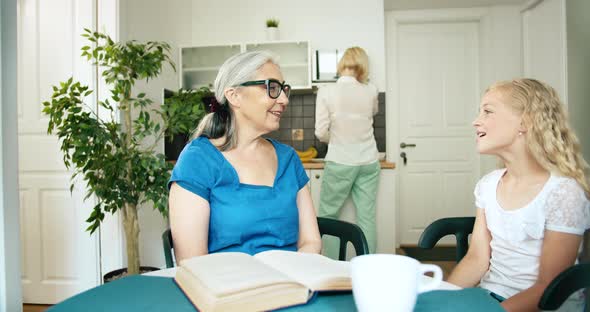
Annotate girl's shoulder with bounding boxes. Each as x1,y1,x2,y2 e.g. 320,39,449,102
474,169,505,206
545,174,589,203
542,174,590,234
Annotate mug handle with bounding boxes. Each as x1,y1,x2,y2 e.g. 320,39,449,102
417,264,443,293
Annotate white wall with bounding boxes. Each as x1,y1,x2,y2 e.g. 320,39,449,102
522,0,567,102
566,0,590,162
1,0,23,310
479,5,523,173
522,0,590,165
191,0,387,91
119,0,193,268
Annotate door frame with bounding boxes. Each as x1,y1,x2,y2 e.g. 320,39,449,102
385,8,491,247
1,0,22,309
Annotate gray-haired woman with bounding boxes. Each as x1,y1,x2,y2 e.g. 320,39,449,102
168,51,321,263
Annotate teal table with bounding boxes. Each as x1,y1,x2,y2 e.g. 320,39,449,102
48,275,504,311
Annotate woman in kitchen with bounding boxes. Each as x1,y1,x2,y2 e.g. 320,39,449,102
315,46,380,254
168,50,322,263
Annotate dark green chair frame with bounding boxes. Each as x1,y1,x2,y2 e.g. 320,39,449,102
538,262,590,311
162,228,174,268
418,217,590,311
317,217,370,261
417,217,475,262
162,217,370,267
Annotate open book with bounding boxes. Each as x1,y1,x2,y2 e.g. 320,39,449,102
174,250,351,312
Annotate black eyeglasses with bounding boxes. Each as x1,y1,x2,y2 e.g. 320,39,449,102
239,79,291,99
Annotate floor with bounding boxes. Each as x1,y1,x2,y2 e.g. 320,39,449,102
396,247,457,280
23,305,51,312
23,247,457,311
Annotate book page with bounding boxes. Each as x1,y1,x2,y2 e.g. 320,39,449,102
179,252,305,298
254,250,351,291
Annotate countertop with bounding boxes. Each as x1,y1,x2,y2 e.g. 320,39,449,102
302,160,396,170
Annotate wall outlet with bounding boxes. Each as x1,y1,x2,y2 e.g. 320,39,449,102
292,129,304,141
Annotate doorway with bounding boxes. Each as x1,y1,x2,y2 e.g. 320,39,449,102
386,9,484,245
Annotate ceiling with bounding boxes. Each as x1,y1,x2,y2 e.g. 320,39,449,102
384,0,529,10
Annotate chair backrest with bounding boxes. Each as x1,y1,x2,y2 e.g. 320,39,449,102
317,217,369,261
538,262,590,311
162,229,174,268
417,217,475,262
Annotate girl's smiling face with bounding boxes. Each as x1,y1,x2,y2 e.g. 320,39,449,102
472,90,524,155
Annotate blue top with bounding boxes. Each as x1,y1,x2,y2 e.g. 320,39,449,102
169,136,309,255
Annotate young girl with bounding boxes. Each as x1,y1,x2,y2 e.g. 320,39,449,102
447,79,590,311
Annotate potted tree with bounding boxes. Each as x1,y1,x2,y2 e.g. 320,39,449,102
265,18,280,41
162,87,212,161
42,29,175,279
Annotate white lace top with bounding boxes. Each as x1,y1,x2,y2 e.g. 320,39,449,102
475,169,590,302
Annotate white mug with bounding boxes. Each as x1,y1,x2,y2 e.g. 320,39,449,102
351,254,443,312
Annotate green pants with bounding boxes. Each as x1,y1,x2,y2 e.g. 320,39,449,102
318,161,380,258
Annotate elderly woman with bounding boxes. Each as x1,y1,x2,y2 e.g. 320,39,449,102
168,51,321,263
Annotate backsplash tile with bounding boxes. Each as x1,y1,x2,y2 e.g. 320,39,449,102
267,92,386,158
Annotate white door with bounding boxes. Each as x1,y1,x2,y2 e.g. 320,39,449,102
391,20,481,245
18,0,100,303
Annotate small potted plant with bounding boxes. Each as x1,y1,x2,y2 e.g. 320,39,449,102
265,18,280,41
161,87,212,160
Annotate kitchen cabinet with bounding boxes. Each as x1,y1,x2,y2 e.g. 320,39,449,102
245,41,311,89
306,168,396,259
180,44,241,90
179,41,311,90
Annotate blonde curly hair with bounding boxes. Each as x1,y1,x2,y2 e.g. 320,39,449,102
487,78,589,197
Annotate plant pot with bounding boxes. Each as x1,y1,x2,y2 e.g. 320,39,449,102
103,266,160,283
266,27,280,41
165,133,190,161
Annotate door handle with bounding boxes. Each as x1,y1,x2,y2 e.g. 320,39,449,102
400,142,416,149
400,152,407,165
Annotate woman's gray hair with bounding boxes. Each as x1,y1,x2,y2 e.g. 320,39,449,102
192,50,279,150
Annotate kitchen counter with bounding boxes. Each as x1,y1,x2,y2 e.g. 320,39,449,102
302,160,396,170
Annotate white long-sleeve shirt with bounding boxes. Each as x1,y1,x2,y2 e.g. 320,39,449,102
314,76,379,165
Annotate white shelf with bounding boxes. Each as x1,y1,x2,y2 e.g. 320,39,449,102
280,63,308,68
180,41,311,90
183,66,219,72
